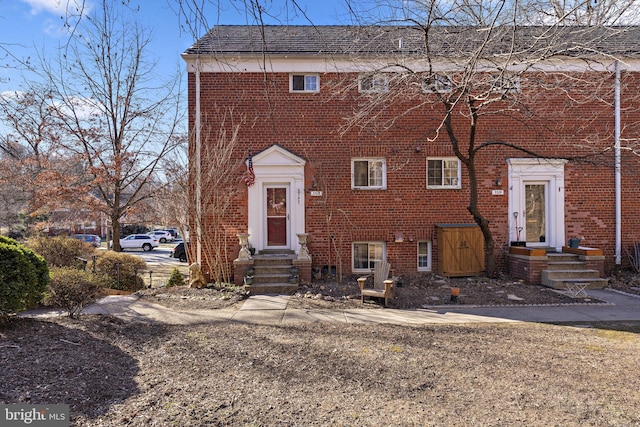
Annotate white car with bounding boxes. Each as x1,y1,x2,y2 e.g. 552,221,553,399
112,234,159,251
148,230,174,243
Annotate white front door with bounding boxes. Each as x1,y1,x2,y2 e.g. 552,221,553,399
508,158,567,250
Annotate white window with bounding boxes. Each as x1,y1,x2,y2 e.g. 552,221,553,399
491,74,520,93
290,74,319,92
353,242,385,271
417,241,432,271
423,74,452,93
352,158,386,189
358,74,389,93
427,158,461,189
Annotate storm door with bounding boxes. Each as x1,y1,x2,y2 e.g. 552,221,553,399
265,185,289,248
524,182,548,245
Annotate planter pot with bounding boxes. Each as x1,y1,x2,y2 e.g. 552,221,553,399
289,266,300,275
244,276,253,285
289,276,298,284
568,238,581,248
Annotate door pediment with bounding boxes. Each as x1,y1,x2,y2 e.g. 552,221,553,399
252,144,306,167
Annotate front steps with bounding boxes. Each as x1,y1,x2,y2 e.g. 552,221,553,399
541,252,608,290
245,250,299,295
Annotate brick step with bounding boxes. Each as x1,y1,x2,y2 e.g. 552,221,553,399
542,277,609,290
245,283,299,295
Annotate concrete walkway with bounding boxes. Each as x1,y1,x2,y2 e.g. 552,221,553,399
22,289,640,326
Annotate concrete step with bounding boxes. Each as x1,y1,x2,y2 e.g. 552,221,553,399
252,254,296,266
547,253,580,262
245,282,299,295
251,273,291,284
546,261,587,270
542,269,601,281
254,264,294,275
542,277,609,290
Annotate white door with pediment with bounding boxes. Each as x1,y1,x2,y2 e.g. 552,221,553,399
246,146,306,253
508,158,567,251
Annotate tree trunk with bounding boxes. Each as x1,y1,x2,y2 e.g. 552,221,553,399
111,216,121,252
466,167,497,277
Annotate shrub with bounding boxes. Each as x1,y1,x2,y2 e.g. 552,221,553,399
166,267,186,287
95,251,146,292
27,236,96,268
47,267,108,318
0,236,49,320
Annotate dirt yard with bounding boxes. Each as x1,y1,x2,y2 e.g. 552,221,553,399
2,272,640,426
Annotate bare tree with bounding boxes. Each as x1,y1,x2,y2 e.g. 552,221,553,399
21,0,186,250
191,110,244,283
337,1,638,276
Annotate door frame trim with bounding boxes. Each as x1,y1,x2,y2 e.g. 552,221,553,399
247,145,306,253
508,158,567,251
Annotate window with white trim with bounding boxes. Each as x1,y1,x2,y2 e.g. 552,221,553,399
417,241,432,271
423,74,452,93
491,74,520,93
427,158,461,189
353,242,385,271
358,74,389,93
352,158,386,189
290,74,319,92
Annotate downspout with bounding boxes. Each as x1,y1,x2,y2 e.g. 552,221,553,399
615,60,621,265
195,57,202,265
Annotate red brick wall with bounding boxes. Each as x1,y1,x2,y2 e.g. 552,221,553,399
188,70,640,278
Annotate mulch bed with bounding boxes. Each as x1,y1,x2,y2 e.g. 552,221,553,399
132,271,633,312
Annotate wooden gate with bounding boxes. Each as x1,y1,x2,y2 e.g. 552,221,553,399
437,224,485,277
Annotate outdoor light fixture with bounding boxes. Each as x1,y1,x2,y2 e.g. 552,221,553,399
495,178,502,186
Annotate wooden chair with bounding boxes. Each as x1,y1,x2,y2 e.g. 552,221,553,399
357,260,396,307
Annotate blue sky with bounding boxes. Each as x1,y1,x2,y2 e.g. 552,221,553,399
1,0,349,91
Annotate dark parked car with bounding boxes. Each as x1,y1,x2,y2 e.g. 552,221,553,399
73,234,102,248
171,242,188,262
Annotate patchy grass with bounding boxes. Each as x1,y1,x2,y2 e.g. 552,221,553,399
2,318,639,426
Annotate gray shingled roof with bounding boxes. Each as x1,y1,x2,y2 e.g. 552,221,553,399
184,25,640,58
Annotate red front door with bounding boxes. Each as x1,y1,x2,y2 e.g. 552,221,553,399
265,186,288,247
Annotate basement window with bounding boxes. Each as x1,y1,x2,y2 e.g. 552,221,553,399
353,242,385,272
418,241,432,271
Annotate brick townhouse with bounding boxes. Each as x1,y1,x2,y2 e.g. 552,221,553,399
182,25,640,290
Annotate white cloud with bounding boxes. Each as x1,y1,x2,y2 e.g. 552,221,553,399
21,0,90,16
